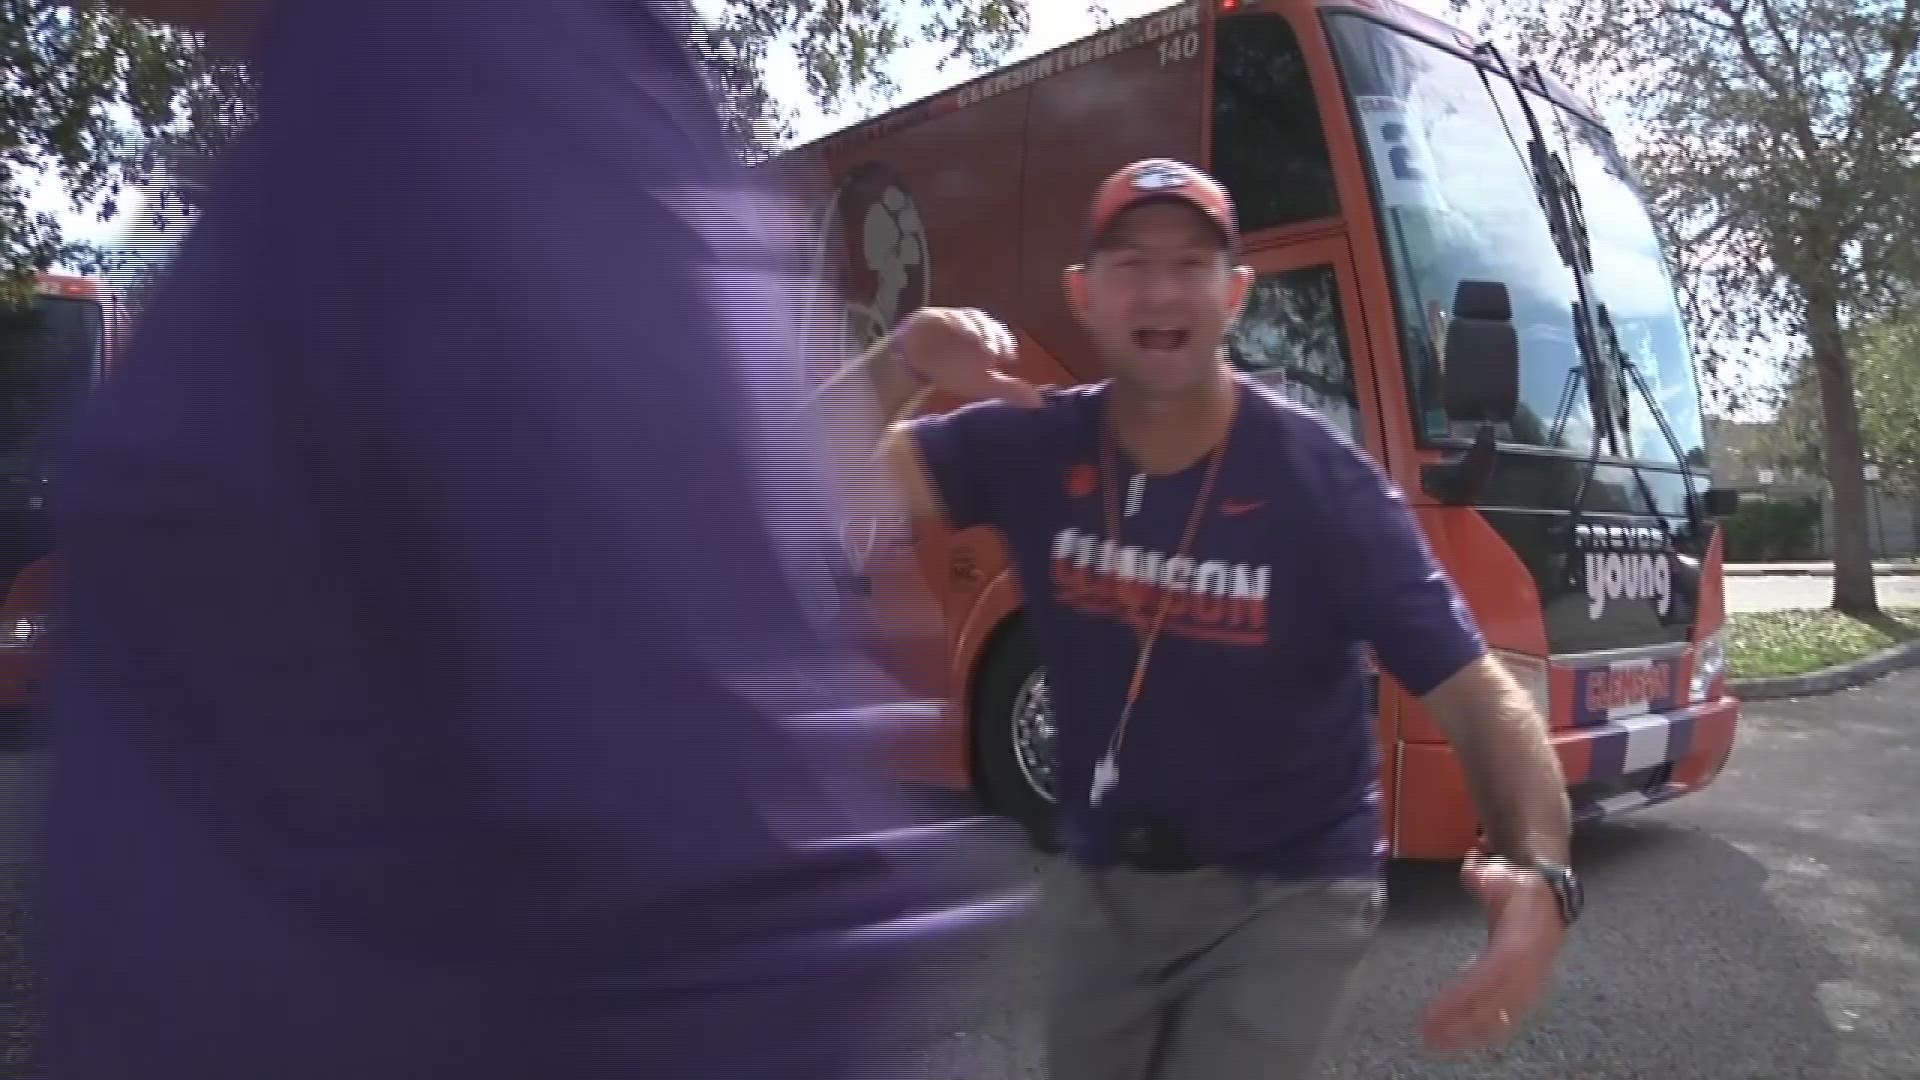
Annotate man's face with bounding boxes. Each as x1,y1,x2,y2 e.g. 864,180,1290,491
1071,201,1250,399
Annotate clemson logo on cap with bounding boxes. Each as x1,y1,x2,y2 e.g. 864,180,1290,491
1130,162,1191,192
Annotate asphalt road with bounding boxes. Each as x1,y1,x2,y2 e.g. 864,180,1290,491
1,671,1916,1079
902,669,1920,1080
1726,574,1920,613
1326,666,1920,1080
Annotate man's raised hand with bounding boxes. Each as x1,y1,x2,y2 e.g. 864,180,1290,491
890,308,1043,410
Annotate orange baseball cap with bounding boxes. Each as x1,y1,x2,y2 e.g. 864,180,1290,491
1084,158,1239,254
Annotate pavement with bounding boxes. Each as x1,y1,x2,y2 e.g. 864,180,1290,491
901,669,1920,1079
1724,562,1920,577
1724,573,1920,614
1,673,1915,1079
0,728,43,868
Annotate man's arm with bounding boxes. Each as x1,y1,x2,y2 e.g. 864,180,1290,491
811,308,1039,531
1419,656,1571,867
814,331,946,523
1310,419,1571,867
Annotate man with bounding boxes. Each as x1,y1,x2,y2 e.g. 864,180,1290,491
40,2,1012,1078
840,158,1578,1078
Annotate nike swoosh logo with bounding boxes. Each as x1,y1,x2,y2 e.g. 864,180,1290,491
1221,499,1267,517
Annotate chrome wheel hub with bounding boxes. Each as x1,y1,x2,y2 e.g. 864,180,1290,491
1010,668,1058,803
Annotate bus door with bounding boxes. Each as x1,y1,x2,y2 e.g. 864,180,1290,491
1225,231,1400,809
1229,234,1387,481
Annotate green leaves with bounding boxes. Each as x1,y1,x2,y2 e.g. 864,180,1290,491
1757,307,1920,494
1478,0,1920,388
5,0,1045,286
0,0,251,294
1853,310,1920,494
703,0,1030,150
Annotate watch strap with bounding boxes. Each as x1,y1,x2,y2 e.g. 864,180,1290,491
1525,861,1582,927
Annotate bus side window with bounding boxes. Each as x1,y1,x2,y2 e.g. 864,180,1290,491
1229,264,1363,441
1210,15,1340,233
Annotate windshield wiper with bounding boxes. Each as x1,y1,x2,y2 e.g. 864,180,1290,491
1599,304,1706,521
1469,44,1705,556
1540,78,1708,546
1471,44,1611,439
1542,106,1710,540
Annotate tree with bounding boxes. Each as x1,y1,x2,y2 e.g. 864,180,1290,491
1755,356,1827,476
1772,307,1920,495
11,0,1041,291
1739,314,1920,575
0,0,253,302
1852,309,1920,497
692,0,1031,160
1471,0,1920,615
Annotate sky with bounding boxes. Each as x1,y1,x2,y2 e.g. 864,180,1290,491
740,0,1183,144
29,0,1781,414
32,1,1180,263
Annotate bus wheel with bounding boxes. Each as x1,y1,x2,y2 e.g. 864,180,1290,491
972,621,1059,852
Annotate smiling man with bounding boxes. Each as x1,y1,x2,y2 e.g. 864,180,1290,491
838,157,1581,1079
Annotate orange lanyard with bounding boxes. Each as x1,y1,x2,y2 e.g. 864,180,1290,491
1094,388,1235,765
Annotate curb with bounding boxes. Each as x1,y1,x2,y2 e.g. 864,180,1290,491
1731,638,1920,701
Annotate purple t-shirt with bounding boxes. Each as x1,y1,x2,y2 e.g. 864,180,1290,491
911,375,1487,879
40,3,1013,1078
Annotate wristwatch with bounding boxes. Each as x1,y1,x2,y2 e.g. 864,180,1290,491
1525,861,1584,928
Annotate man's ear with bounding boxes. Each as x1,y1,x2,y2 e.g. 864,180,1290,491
1063,265,1091,323
1226,264,1255,320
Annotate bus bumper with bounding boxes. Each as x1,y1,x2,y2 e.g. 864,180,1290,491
1566,693,1741,825
1394,694,1742,860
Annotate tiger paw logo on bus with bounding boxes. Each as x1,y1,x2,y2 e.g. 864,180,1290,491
1576,523,1674,621
813,160,933,353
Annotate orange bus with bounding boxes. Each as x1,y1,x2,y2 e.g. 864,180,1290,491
0,272,112,734
783,0,1743,857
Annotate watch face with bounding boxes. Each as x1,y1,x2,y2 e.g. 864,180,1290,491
1548,866,1582,923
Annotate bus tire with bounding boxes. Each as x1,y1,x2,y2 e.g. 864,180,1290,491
971,620,1060,853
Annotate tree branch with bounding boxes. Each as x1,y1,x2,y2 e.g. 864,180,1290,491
1707,0,1825,164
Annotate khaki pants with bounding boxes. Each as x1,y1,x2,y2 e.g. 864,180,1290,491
1043,860,1384,1080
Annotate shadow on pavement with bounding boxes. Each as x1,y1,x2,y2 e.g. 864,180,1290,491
1326,817,1844,1079
0,716,42,756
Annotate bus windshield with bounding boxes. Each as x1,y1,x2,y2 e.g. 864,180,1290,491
0,294,104,472
1326,14,1708,470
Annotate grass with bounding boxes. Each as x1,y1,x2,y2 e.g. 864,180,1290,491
1726,607,1920,679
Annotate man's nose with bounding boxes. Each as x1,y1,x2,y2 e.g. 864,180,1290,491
1136,266,1186,306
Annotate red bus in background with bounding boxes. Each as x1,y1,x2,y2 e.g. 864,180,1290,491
0,273,112,733
781,0,1743,858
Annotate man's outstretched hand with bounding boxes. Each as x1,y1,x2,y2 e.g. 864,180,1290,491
1419,856,1567,1055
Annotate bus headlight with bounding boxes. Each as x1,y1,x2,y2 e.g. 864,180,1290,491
1690,631,1727,704
1494,649,1551,721
5,616,41,646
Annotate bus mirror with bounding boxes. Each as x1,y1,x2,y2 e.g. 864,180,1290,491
1698,487,1742,519
1442,280,1519,426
